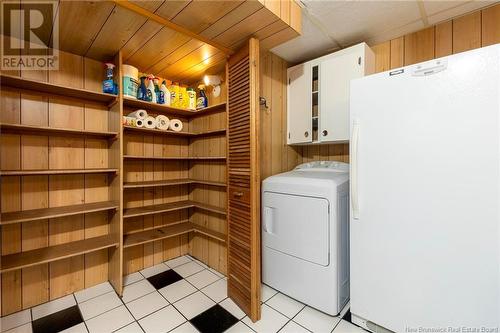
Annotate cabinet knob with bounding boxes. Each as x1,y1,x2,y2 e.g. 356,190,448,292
233,192,244,198
304,131,309,138
322,130,328,136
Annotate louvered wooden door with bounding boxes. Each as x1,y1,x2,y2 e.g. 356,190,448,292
226,38,261,322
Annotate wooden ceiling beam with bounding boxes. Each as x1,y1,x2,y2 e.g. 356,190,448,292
113,0,234,55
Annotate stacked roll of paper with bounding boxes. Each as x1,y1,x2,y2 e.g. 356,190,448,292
122,116,144,127
156,115,170,130
127,109,147,119
144,116,157,129
169,119,183,132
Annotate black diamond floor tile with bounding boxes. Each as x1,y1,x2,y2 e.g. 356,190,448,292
147,269,183,289
32,305,83,333
343,309,352,322
190,304,239,333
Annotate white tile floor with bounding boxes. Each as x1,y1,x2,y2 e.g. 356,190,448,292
0,255,365,333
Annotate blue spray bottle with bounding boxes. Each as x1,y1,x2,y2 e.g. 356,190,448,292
102,63,117,95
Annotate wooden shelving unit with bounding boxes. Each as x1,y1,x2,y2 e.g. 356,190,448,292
1,201,119,225
123,155,226,160
123,125,225,137
123,200,226,219
0,123,118,138
123,97,226,117
1,235,119,273
0,52,124,315
123,179,226,189
1,168,119,176
123,222,226,248
0,74,117,104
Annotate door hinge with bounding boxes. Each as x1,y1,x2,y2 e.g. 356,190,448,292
358,57,361,65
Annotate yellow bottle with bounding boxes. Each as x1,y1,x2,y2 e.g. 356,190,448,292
170,82,180,108
180,85,188,109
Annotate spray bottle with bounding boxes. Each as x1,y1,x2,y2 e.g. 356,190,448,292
154,77,164,104
147,75,156,103
102,63,117,95
197,84,208,109
161,80,171,106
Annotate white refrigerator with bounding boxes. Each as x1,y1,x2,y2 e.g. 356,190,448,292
349,44,500,332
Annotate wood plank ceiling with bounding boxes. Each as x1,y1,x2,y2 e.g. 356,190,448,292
53,0,300,83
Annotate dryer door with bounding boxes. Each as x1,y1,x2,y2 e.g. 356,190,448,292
262,192,330,266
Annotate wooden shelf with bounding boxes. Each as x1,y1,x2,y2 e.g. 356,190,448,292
1,235,119,273
1,168,119,176
1,123,118,138
123,97,226,118
123,222,225,248
123,155,226,161
123,200,226,219
0,74,117,104
1,201,119,225
123,179,226,189
123,125,226,137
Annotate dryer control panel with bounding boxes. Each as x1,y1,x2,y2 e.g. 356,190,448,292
295,161,349,171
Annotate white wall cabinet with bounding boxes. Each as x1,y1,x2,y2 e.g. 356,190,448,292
287,43,374,145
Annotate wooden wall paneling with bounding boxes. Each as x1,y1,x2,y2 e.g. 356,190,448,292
390,37,404,69
271,54,284,176
120,1,191,60
481,5,500,46
453,11,481,54
1,177,22,315
289,0,302,33
404,27,435,65
260,52,272,180
371,41,391,73
200,1,263,40
57,1,116,55
85,6,157,61
435,21,453,58
20,103,49,308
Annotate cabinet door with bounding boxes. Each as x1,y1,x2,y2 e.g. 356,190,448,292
227,38,261,322
320,52,364,142
287,63,312,144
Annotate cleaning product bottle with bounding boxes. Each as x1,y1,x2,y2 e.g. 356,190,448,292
154,77,164,104
197,85,208,109
147,75,155,103
170,82,179,108
187,87,196,110
179,85,187,109
161,80,171,106
102,63,116,94
137,76,149,101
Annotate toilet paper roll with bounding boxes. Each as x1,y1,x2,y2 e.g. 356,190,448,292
123,116,134,125
155,115,170,130
135,119,144,128
144,116,157,129
127,109,148,120
169,119,183,132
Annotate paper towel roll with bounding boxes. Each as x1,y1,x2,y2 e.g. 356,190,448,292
169,119,183,132
127,109,147,120
122,116,137,126
135,119,144,128
144,116,157,129
155,115,170,130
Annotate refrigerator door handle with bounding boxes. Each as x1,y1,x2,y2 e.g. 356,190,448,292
351,119,360,219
